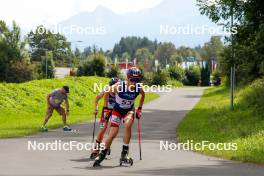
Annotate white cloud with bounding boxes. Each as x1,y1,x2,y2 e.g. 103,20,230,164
0,0,162,28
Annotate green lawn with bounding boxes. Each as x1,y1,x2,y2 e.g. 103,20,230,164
167,79,183,87
0,77,159,138
177,80,264,164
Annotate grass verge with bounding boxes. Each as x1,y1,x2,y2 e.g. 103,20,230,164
177,81,264,164
0,77,159,138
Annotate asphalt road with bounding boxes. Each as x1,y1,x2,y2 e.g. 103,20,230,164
0,88,264,176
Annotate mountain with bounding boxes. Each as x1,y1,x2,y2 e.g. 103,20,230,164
57,0,218,50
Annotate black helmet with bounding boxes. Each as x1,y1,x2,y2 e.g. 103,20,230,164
127,67,142,82
109,77,119,86
63,85,70,93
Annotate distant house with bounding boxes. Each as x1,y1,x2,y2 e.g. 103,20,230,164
55,67,76,78
181,57,198,69
108,60,137,76
181,58,218,72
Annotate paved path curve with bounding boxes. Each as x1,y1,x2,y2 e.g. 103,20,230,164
0,88,264,176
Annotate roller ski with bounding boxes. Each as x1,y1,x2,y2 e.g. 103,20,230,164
119,154,133,166
119,147,133,166
93,149,108,167
90,140,111,159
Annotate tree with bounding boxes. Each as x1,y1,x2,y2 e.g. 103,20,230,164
154,42,176,67
7,59,37,83
168,66,185,82
170,52,183,66
201,62,211,86
77,53,106,76
27,25,72,66
0,20,35,82
197,0,264,83
185,66,201,86
113,36,158,58
177,46,195,59
121,52,131,61
135,48,153,71
152,70,169,85
212,69,221,86
73,48,81,67
106,65,120,78
40,51,55,78
82,46,92,58
200,36,223,72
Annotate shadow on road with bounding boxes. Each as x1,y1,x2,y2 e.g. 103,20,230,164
127,160,264,176
26,109,189,142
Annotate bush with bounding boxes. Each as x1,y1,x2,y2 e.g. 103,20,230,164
168,66,185,82
212,70,221,86
6,59,37,83
184,66,201,86
142,72,153,85
106,65,120,78
239,78,264,112
77,53,106,76
167,79,183,87
152,70,169,85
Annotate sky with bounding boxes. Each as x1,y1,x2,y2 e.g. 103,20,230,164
0,0,162,28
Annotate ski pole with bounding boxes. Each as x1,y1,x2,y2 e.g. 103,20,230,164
137,118,142,160
92,114,96,143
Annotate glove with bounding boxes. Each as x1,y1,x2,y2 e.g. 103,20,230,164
103,107,111,120
136,107,142,119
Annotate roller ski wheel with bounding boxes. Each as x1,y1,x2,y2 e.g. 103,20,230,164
90,151,99,159
119,156,133,166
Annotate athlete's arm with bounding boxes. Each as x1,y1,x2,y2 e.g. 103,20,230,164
103,82,119,107
138,88,145,108
136,88,145,119
103,91,109,108
94,92,104,114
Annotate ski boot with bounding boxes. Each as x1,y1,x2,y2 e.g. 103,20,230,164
63,125,72,132
90,140,100,159
93,149,108,167
40,126,48,132
107,148,111,156
119,146,133,166
90,149,99,159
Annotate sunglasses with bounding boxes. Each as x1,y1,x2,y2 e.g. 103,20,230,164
129,76,142,83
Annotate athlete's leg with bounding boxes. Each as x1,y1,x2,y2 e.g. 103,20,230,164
42,106,53,126
123,111,135,144
91,120,109,158
56,106,67,126
93,110,121,166
105,126,119,148
120,111,135,163
98,121,108,142
96,111,109,143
